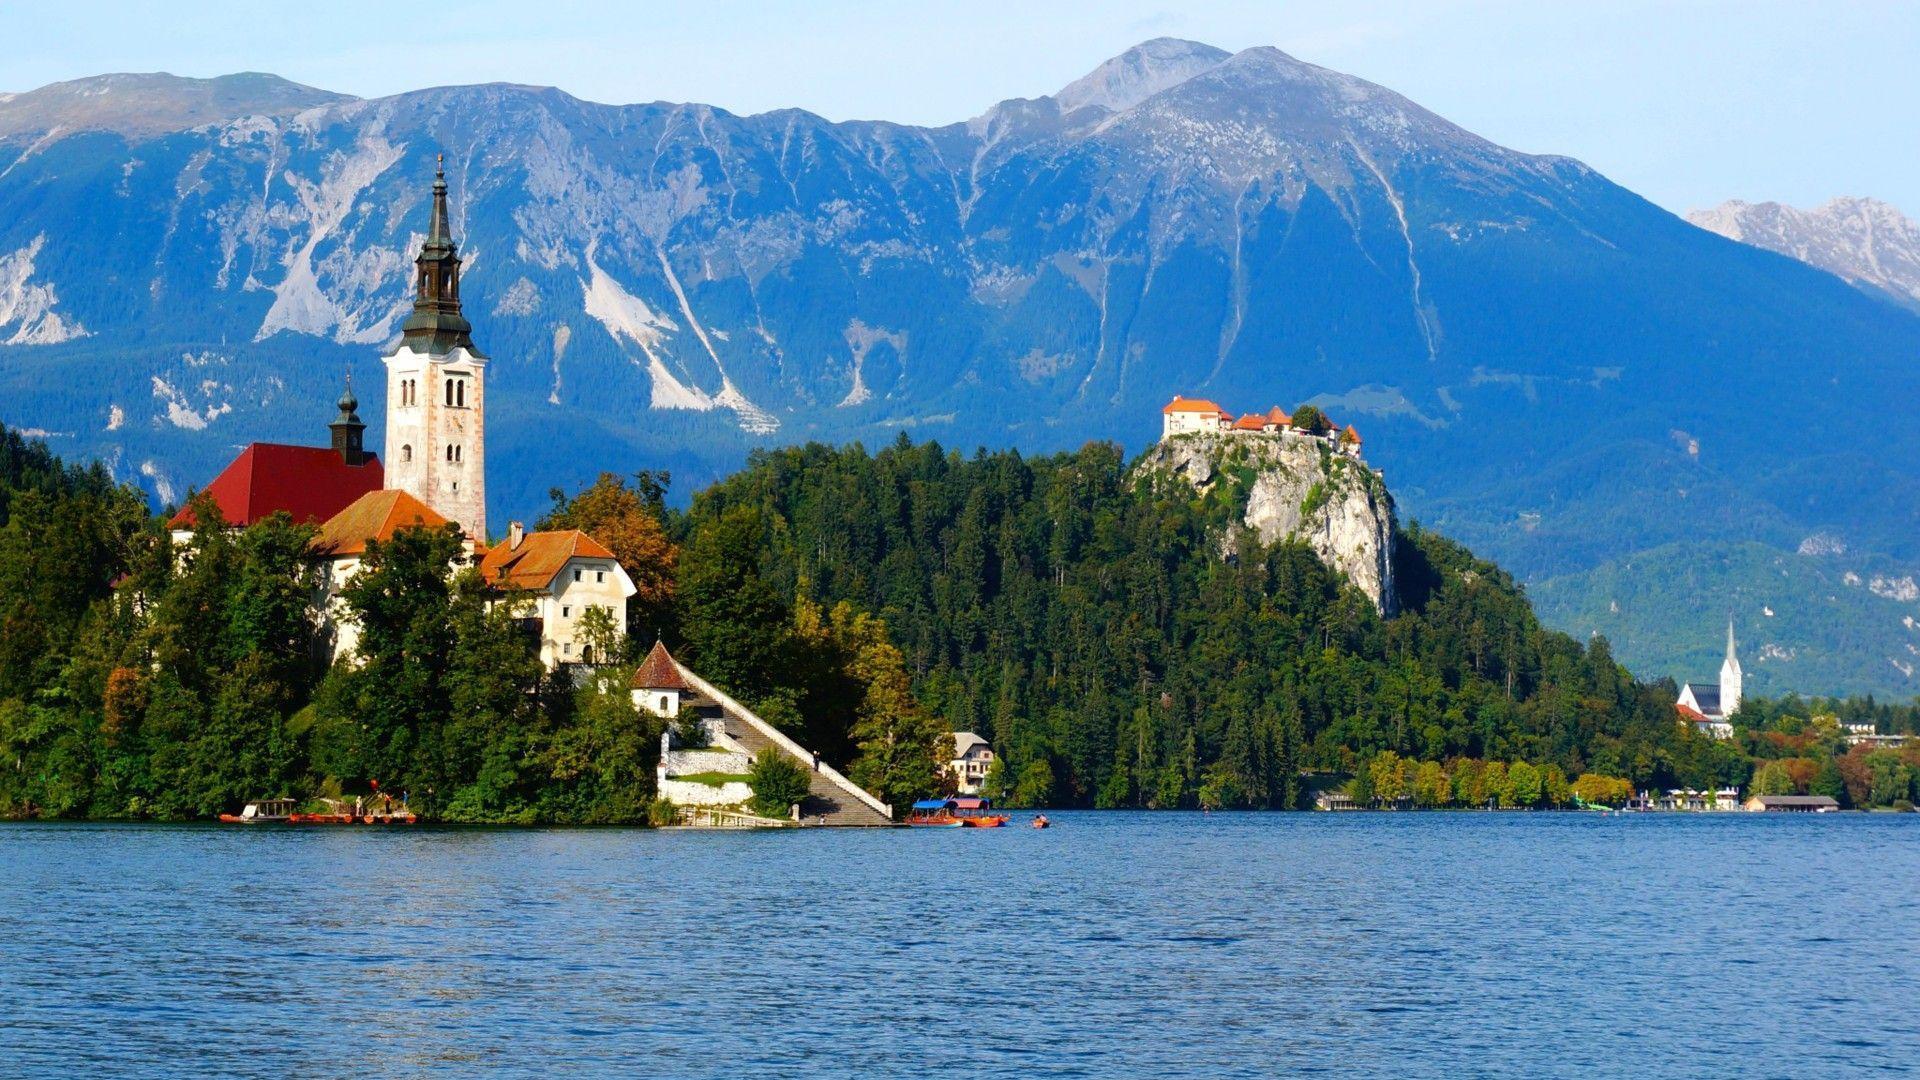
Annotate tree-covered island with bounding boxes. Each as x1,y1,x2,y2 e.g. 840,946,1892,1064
1,424,1916,821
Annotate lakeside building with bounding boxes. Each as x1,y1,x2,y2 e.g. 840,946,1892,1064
948,731,994,795
1160,396,1364,458
637,642,893,826
1744,794,1840,813
170,161,630,672
1675,618,1742,739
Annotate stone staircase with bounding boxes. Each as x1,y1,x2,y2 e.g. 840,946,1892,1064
718,716,895,827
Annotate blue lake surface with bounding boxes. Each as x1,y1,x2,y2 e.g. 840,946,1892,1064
2,812,1916,1077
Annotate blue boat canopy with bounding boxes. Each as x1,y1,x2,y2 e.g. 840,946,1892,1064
911,799,952,810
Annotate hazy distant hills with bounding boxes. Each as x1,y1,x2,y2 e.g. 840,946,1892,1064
1688,196,1920,313
4,39,1920,695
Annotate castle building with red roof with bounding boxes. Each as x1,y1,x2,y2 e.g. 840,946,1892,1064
1160,394,1364,457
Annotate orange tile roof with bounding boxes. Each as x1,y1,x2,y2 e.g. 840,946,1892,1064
311,490,450,557
631,640,689,691
1162,395,1226,415
1341,424,1363,444
1267,407,1291,425
1232,414,1266,431
477,529,617,591
1676,703,1709,723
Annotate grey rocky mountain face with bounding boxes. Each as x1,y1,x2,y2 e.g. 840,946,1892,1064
3,39,1920,694
1688,196,1920,312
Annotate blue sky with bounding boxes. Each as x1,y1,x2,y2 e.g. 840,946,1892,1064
8,0,1917,213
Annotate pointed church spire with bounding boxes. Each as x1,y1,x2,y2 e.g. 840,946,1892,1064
399,153,482,356
1726,614,1737,661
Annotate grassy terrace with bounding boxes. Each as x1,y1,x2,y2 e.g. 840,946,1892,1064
671,773,753,788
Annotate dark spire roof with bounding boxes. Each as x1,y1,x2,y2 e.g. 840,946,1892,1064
399,153,483,357
335,372,360,420
329,371,368,466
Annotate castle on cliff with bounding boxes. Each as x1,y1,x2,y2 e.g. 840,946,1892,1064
1161,395,1364,457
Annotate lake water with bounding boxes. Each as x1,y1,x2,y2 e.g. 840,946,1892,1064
2,813,1916,1077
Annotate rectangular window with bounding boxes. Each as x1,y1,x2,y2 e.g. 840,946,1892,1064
573,569,582,582
596,570,605,583
563,642,572,656
562,606,571,618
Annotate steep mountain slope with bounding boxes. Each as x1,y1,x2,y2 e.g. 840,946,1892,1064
3,40,1920,693
1689,197,1920,312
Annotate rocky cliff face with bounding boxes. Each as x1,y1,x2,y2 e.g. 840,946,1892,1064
1137,433,1396,614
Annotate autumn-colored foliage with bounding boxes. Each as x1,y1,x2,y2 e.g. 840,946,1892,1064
540,472,678,644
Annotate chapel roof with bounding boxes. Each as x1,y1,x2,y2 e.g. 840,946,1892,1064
1681,683,1723,716
631,640,689,691
310,489,450,557
170,443,383,530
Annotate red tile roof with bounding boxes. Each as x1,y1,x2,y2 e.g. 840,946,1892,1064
1162,395,1226,416
1232,414,1266,431
477,529,617,591
310,490,450,557
170,443,382,529
631,640,688,691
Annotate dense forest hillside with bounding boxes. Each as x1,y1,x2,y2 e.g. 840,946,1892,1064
672,436,1720,807
3,424,1917,819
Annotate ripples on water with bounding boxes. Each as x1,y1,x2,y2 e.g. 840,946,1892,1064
2,813,1916,1077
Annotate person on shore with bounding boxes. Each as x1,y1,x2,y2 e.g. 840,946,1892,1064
810,750,820,771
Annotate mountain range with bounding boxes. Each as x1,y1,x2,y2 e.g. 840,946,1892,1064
4,39,1920,697
1688,196,1920,314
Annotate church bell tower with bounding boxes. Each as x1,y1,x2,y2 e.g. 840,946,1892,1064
383,155,487,541
1719,616,1743,718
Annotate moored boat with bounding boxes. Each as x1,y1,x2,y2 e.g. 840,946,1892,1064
907,799,964,826
286,796,417,825
217,798,295,824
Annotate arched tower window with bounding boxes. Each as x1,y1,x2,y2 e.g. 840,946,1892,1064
401,444,412,462
456,380,467,407
446,444,454,462
445,379,455,407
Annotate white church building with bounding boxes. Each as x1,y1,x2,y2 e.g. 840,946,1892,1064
179,159,633,670
1676,618,1743,739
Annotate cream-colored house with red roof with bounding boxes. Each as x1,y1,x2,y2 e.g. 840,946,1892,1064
310,494,633,669
1161,396,1232,437
479,524,636,667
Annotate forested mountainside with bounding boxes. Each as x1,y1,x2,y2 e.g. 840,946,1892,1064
670,436,1728,807
5,40,1920,695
